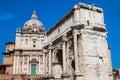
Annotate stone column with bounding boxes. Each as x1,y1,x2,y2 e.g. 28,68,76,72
49,48,52,74
45,54,48,76
39,55,41,74
18,57,21,74
43,53,45,75
61,35,70,80
16,55,19,74
43,49,48,75
27,56,30,74
73,29,81,80
48,44,54,79
62,41,66,72
22,56,25,74
29,55,31,74
13,55,16,74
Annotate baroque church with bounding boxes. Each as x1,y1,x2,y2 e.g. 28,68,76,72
1,2,113,80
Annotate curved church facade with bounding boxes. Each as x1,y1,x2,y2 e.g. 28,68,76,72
2,2,113,80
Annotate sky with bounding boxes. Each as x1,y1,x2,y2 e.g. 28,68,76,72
0,0,120,68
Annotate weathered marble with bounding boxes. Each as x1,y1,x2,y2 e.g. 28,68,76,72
3,2,113,80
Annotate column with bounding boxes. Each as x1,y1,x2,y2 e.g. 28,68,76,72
62,35,70,80
27,56,30,74
43,53,45,75
18,57,21,73
22,56,24,74
45,55,48,76
73,29,81,80
43,49,48,75
48,47,52,74
13,55,16,74
62,40,66,72
39,55,41,74
29,55,31,74
48,44,54,79
15,55,18,73
16,55,19,74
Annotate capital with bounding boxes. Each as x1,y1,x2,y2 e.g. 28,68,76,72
62,35,68,42
48,44,53,50
73,29,79,36
43,49,48,53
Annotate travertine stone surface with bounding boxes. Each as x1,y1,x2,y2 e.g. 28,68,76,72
3,2,113,80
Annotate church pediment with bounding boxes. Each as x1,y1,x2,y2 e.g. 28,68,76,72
29,58,38,63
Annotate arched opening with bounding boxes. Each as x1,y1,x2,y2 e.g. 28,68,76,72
56,50,62,64
53,49,63,78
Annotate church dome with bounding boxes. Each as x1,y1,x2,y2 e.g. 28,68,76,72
22,10,45,32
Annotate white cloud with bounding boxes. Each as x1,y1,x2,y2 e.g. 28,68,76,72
0,12,15,20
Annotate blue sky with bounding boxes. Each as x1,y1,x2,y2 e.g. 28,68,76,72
0,0,120,68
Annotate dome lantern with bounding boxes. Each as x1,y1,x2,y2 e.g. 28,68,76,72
31,10,37,19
